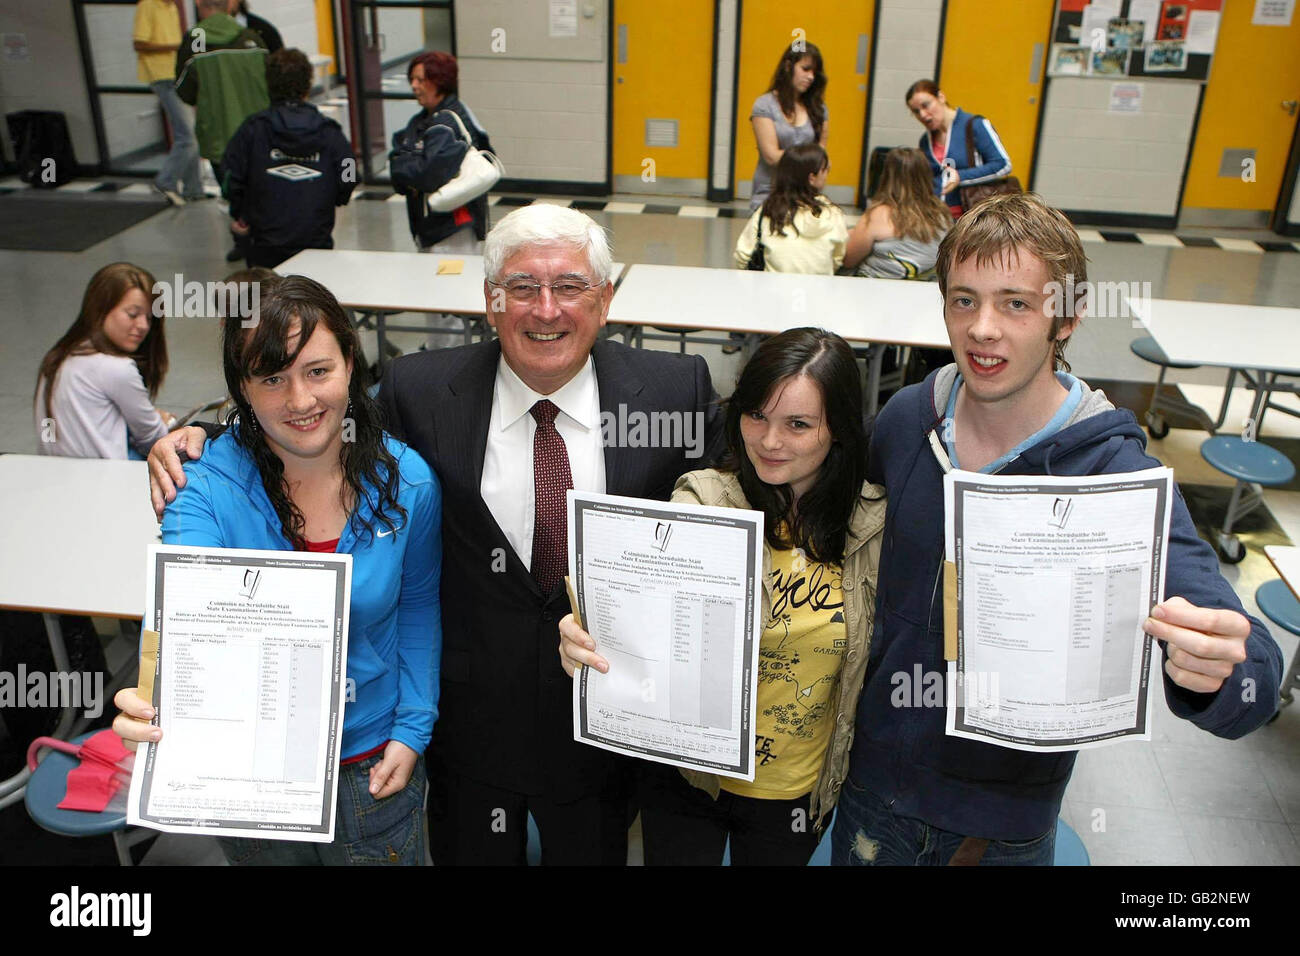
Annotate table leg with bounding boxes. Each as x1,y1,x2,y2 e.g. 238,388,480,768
42,613,78,741
866,344,885,421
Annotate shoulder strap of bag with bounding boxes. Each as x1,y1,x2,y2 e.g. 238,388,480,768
435,108,474,147
965,114,984,168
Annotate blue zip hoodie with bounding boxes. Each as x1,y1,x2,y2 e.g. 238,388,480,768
920,107,1013,198
160,428,443,759
852,366,1283,840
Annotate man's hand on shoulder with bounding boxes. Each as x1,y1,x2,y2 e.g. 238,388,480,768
148,426,208,521
1145,595,1250,694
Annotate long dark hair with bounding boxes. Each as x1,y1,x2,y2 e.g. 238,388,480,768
761,143,830,237
221,273,405,548
722,328,867,564
36,262,169,420
769,42,827,143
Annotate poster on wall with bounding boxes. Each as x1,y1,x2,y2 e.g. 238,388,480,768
1252,0,1295,26
1049,0,1220,80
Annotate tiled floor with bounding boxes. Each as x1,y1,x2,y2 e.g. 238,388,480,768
0,180,1296,866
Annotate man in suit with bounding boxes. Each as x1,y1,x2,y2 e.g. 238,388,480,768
145,205,724,864
381,205,724,864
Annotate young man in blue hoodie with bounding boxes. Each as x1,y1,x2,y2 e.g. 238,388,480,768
832,193,1283,865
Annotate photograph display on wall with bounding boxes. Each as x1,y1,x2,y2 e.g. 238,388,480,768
1049,0,1220,80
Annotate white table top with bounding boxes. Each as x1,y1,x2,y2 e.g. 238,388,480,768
1265,546,1300,601
278,250,494,315
1131,298,1300,375
609,263,951,347
278,249,628,316
0,456,160,618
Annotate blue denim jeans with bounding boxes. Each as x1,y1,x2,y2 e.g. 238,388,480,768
830,774,1055,866
218,753,427,865
151,80,203,199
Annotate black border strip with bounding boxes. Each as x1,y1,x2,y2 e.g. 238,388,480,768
933,0,948,82
493,178,609,197
855,0,883,208
1059,209,1177,230
1025,12,1056,193
705,0,725,202
72,0,110,176
605,0,614,193
1271,106,1300,233
1172,83,1207,226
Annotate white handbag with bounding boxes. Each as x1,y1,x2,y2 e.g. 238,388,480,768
425,109,504,213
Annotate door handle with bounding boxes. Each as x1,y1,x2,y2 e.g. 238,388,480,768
1284,100,1298,117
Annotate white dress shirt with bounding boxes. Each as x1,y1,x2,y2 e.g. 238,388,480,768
481,356,606,572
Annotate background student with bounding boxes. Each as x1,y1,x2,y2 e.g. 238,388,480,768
843,146,951,280
34,262,172,460
749,42,829,212
222,48,357,269
735,144,846,275
905,79,1011,218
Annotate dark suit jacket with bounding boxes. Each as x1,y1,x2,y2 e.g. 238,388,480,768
379,338,725,800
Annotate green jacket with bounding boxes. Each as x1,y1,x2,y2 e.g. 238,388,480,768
174,13,268,161
672,469,886,830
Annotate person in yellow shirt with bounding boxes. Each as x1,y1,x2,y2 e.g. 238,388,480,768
560,328,887,865
134,0,202,204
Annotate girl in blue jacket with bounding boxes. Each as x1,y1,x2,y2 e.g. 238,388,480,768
115,274,442,865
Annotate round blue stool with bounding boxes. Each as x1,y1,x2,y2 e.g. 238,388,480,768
1256,579,1300,708
24,731,143,866
1129,336,1215,438
1200,437,1296,563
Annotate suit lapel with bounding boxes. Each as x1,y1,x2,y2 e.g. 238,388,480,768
593,340,646,495
442,340,499,493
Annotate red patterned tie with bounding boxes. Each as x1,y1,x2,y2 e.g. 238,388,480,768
530,399,573,593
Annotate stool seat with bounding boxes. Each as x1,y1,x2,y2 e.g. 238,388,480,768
24,731,128,838
1257,580,1300,636
1130,335,1199,370
1200,437,1296,486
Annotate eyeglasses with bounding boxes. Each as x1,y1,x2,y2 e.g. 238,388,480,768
488,278,600,304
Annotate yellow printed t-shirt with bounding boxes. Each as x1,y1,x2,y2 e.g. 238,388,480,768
721,545,846,800
134,0,182,84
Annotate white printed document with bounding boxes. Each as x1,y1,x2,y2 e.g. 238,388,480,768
943,469,1172,752
569,490,763,780
128,545,351,841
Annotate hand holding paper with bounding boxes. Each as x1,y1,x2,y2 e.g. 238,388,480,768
558,613,608,676
1145,596,1250,694
112,686,159,751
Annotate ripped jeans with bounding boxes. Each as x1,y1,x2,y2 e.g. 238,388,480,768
830,774,1055,866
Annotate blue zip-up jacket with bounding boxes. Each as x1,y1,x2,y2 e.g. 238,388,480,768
161,428,443,759
920,107,1013,198
852,366,1282,840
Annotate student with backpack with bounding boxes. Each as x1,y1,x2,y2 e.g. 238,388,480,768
735,144,847,276
221,48,357,269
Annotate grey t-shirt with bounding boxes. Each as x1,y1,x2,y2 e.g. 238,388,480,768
34,350,169,459
749,91,825,210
